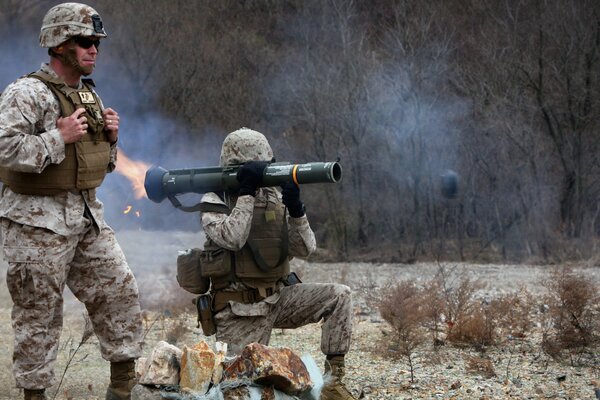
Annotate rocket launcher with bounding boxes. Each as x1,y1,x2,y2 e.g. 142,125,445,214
144,161,342,210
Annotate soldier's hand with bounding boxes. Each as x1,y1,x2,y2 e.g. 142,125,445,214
103,108,120,144
237,161,269,197
57,108,87,144
281,182,305,217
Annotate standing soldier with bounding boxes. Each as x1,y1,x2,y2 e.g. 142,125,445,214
199,128,356,399
0,3,142,400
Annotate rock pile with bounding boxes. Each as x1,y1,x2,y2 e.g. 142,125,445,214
131,341,321,400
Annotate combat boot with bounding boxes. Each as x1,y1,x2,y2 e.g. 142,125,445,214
106,360,136,400
320,355,357,400
24,389,46,400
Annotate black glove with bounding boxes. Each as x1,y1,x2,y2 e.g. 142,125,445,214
236,161,268,197
281,182,305,218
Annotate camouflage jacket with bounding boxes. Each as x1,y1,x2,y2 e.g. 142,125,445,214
0,63,117,235
201,188,317,255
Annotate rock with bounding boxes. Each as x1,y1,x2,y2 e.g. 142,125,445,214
138,340,182,385
222,342,312,395
135,357,148,380
131,384,162,400
450,380,462,390
212,341,228,384
180,340,215,395
130,384,179,400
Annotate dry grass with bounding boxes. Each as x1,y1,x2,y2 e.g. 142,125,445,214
465,355,497,378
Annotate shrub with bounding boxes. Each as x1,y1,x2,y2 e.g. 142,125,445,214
426,265,489,347
447,304,496,350
542,266,600,360
379,281,428,382
491,287,534,339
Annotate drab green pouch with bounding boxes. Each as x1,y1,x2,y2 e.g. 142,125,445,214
176,248,210,294
199,248,231,278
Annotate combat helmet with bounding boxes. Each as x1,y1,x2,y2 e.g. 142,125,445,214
39,2,107,48
220,128,274,166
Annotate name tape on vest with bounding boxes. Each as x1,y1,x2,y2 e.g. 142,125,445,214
78,92,96,104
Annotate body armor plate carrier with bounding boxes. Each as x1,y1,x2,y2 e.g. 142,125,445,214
204,189,290,291
0,71,110,195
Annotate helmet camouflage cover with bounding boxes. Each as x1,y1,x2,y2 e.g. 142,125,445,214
39,2,107,48
220,128,274,167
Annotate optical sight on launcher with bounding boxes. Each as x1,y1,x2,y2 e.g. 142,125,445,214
144,161,342,208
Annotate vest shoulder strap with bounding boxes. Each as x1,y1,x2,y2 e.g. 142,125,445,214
28,71,63,86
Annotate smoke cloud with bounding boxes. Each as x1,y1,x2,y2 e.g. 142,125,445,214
0,33,225,232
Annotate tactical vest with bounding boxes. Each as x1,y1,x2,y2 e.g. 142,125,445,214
0,71,110,195
204,189,290,291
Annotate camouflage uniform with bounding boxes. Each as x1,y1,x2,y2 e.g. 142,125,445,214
201,128,353,356
0,19,142,393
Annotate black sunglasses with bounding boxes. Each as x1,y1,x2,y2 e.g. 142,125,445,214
73,36,100,49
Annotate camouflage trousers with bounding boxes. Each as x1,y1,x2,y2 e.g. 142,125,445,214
214,283,353,355
1,219,143,390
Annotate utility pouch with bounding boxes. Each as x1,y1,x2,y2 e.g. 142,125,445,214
195,293,216,336
176,248,210,294
199,248,231,278
282,271,302,286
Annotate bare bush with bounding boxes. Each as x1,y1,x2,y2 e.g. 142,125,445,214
447,305,496,350
542,266,600,360
428,266,488,347
421,266,534,350
491,287,534,339
379,281,428,382
419,277,445,345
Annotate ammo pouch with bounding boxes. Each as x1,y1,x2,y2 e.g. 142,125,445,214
194,294,216,336
199,248,231,278
176,248,210,294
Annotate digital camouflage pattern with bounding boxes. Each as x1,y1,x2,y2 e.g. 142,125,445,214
0,63,117,235
0,65,141,389
1,220,142,389
203,128,352,357
214,282,353,355
39,2,107,48
201,189,316,253
219,127,274,167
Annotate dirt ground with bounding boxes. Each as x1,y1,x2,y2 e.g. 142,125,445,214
1,230,599,399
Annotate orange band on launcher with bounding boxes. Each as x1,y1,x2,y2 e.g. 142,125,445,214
292,164,299,185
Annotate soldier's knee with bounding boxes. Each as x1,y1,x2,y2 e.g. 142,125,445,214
333,284,352,300
333,283,352,301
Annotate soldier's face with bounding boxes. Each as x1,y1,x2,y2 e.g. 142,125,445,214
64,37,99,76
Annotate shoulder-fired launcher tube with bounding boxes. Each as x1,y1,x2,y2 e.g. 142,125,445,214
144,161,342,203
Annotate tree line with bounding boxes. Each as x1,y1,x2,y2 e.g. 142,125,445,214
1,0,599,263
